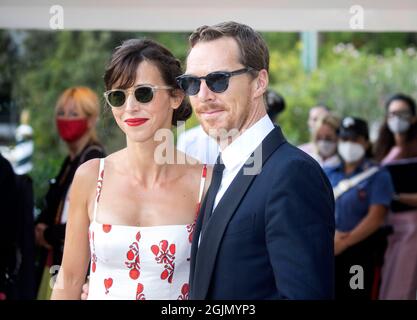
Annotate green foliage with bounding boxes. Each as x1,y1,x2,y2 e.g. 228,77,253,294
322,32,417,55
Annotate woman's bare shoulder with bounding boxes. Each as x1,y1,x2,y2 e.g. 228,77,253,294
74,150,124,185
101,149,126,168
75,158,100,182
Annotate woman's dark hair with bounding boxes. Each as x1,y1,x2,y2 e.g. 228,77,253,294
374,93,417,161
104,39,191,126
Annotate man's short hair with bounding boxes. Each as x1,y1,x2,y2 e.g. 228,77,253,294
189,21,269,74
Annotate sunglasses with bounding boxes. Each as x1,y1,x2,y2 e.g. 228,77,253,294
176,67,254,96
104,84,173,108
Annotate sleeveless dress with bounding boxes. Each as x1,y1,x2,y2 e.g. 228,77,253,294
87,159,207,300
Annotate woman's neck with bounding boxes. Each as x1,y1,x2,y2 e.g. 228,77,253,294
320,153,332,161
125,136,174,188
394,132,407,146
344,159,364,175
67,134,91,160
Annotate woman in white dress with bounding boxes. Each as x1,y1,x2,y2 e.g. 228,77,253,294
51,39,211,300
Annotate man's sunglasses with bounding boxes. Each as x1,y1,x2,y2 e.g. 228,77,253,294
176,67,254,96
104,84,172,108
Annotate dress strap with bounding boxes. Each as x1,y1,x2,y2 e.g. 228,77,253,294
196,164,207,214
92,158,105,222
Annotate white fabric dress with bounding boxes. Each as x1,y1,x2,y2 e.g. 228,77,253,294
87,159,207,300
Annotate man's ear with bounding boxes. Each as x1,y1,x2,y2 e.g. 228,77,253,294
253,69,269,99
171,89,185,110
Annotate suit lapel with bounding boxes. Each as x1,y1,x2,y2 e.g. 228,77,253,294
191,126,286,299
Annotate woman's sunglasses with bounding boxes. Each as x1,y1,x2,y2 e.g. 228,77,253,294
104,84,173,108
176,67,254,96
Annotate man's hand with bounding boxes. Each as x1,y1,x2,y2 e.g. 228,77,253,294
334,231,350,256
81,278,89,300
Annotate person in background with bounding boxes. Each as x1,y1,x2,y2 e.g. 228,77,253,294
324,116,394,299
265,89,286,123
374,93,417,300
177,88,285,164
298,104,330,154
35,86,106,300
1,109,34,175
309,113,341,169
0,114,36,300
0,153,18,300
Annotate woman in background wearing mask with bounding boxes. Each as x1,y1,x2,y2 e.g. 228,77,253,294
310,113,341,168
375,93,417,300
324,117,394,299
35,87,106,300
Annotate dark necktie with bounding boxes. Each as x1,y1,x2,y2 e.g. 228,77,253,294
202,154,225,229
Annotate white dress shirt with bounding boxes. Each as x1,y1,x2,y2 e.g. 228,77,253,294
213,114,275,210
176,125,219,165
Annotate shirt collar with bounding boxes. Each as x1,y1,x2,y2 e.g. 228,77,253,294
221,114,275,170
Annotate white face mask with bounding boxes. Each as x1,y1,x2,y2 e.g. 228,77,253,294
387,116,411,134
316,140,337,157
338,141,365,163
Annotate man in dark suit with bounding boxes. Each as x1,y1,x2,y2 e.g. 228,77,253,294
177,21,335,299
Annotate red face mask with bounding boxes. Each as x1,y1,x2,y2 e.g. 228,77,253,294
56,118,89,142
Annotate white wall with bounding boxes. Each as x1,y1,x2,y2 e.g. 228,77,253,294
1,0,417,31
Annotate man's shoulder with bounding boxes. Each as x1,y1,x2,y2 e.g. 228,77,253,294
256,141,331,192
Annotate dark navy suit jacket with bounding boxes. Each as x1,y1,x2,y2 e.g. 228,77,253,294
189,126,335,299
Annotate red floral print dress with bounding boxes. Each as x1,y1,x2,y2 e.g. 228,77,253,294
87,159,206,300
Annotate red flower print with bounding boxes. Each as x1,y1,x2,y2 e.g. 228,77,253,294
104,278,113,295
136,283,145,300
96,169,104,202
186,222,196,243
90,231,97,273
102,224,112,233
92,258,97,273
151,240,176,283
177,283,189,300
125,232,141,280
